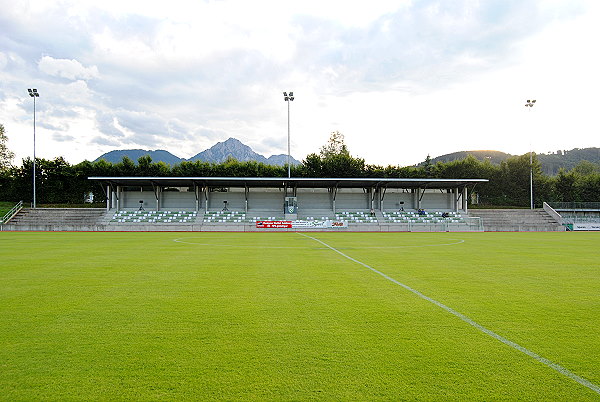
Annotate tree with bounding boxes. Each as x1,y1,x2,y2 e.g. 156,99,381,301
422,154,434,177
320,131,349,158
299,131,366,177
572,160,600,176
0,124,15,170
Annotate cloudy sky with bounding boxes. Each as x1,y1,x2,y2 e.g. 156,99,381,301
1,0,599,167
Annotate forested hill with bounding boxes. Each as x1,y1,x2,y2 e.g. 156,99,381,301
427,151,511,166
424,148,600,175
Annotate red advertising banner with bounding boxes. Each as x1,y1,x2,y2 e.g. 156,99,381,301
256,220,293,228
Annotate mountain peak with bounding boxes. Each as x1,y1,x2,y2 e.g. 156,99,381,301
94,137,301,166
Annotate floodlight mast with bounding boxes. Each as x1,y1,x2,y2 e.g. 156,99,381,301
283,91,294,178
28,88,40,208
525,99,536,210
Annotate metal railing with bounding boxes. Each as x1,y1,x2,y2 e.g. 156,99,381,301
0,201,23,225
387,217,483,232
547,202,600,210
560,216,600,224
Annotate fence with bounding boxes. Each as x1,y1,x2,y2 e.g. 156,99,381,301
547,202,600,210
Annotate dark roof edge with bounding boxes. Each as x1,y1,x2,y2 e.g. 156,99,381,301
89,176,488,183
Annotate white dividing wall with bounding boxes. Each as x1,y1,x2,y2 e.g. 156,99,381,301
336,188,370,210
162,191,196,210
421,190,453,210
248,188,285,211
382,189,415,211
297,189,331,210
122,190,155,209
208,189,245,210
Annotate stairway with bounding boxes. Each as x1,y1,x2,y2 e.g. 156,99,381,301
468,209,564,232
4,208,107,231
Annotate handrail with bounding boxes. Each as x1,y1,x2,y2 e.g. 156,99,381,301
1,201,23,224
543,202,563,225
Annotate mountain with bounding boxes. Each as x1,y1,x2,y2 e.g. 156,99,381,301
94,149,183,165
537,148,600,175
425,150,512,166
422,148,600,175
94,137,301,166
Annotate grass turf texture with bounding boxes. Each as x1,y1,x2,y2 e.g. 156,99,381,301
1,232,598,400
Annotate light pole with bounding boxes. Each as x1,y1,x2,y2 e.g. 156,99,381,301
525,99,536,209
28,88,39,208
283,91,294,178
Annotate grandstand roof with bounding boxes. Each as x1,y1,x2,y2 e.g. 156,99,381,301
89,177,487,189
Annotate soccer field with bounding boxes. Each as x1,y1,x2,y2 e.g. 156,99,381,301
1,231,599,400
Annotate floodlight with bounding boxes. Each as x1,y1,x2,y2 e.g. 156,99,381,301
27,88,40,208
524,97,536,210
282,90,295,178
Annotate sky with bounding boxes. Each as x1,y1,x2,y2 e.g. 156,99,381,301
1,0,599,167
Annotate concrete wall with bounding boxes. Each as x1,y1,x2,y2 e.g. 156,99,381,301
247,189,284,211
122,190,155,209
336,189,369,210
421,191,453,210
297,189,331,210
115,186,460,212
162,191,196,210
381,189,415,210
208,190,245,210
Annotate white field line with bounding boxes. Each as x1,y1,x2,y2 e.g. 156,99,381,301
298,233,600,395
173,236,464,248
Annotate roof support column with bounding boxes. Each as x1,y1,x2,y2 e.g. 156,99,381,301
194,183,199,212
157,186,161,211
370,188,376,210
110,183,117,210
245,185,249,213
116,185,120,211
151,182,160,211
204,186,209,213
462,186,468,213
379,187,387,212
106,185,110,211
331,186,338,216
454,187,460,213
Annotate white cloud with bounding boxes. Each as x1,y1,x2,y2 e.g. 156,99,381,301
1,0,598,167
38,56,99,80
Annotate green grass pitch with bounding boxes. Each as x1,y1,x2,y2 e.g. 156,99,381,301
1,231,599,400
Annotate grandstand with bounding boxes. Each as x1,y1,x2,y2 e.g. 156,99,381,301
86,176,484,231
1,176,499,231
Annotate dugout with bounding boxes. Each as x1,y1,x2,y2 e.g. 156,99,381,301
89,176,487,217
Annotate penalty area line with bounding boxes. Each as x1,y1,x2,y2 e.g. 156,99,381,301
298,233,600,396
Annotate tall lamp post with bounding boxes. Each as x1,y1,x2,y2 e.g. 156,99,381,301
283,91,294,178
525,99,536,210
28,88,39,208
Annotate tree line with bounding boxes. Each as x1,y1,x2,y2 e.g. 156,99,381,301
0,131,598,207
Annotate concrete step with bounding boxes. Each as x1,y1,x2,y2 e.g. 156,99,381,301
468,209,564,231
8,208,106,226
